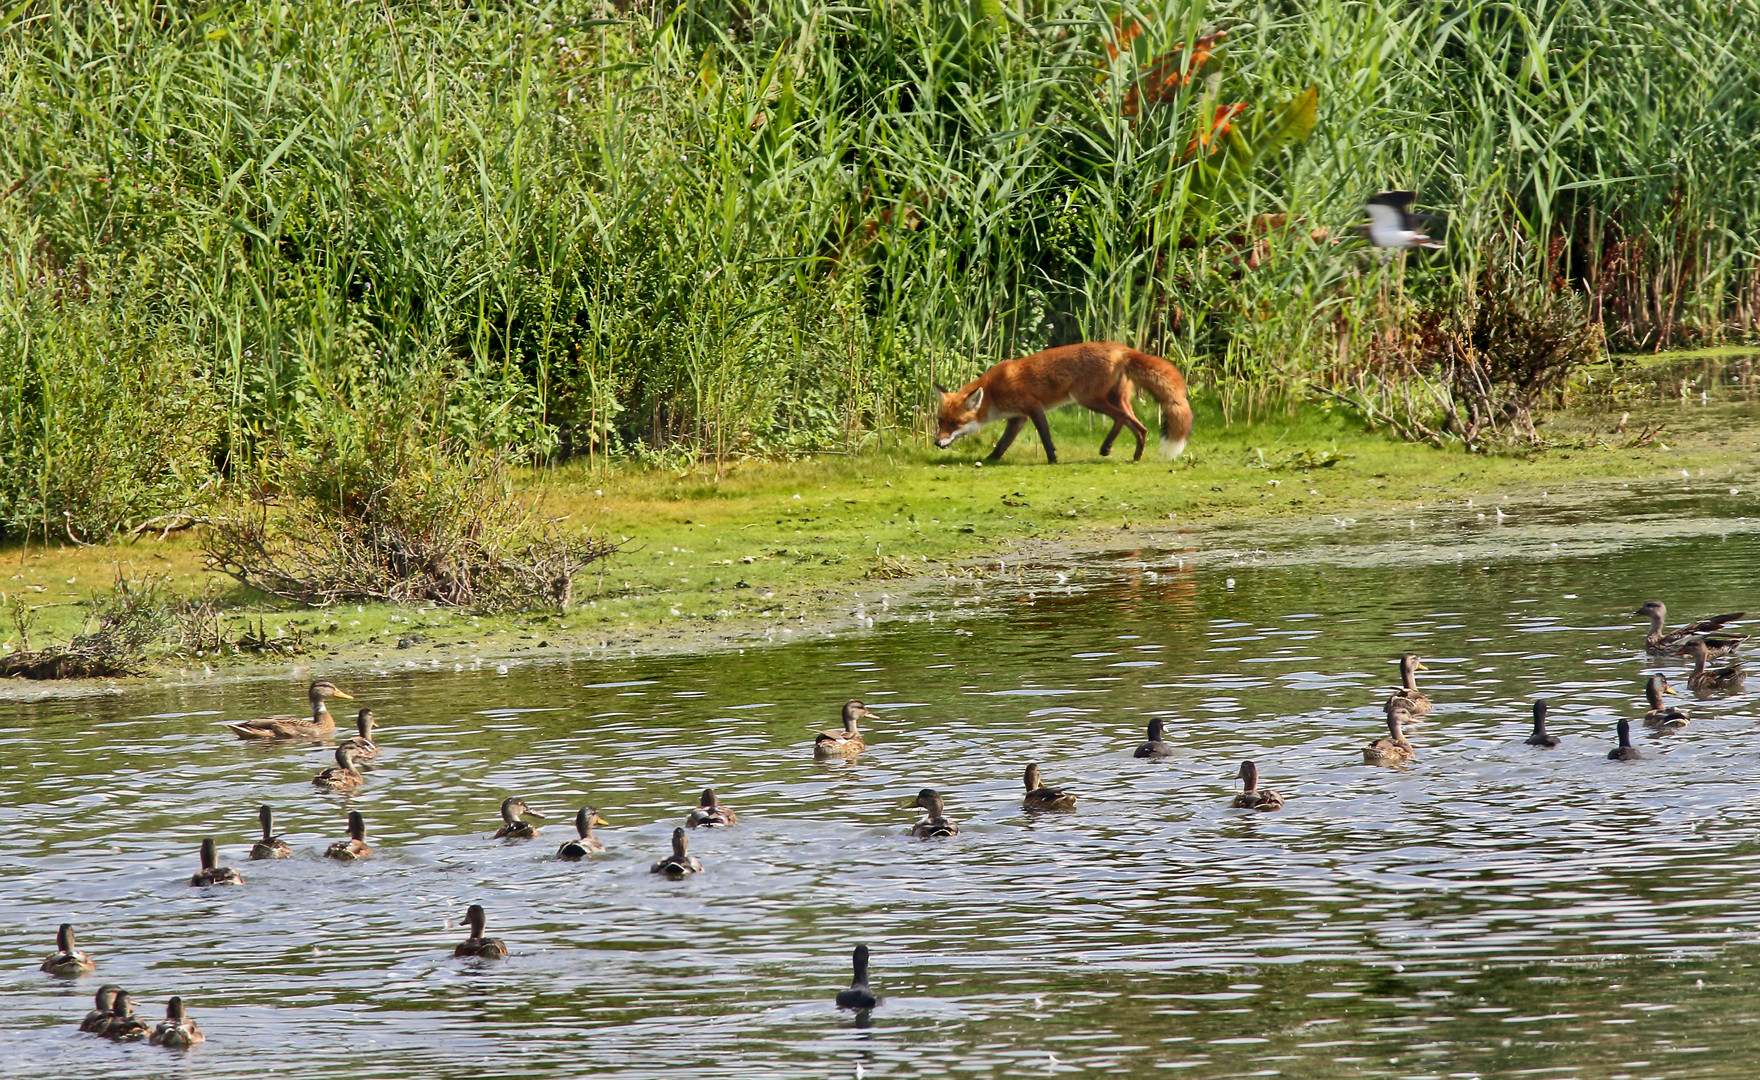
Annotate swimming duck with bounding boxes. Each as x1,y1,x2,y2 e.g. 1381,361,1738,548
312,745,365,792
1525,700,1559,747
326,810,371,861
685,788,738,828
80,985,122,1032
150,996,203,1048
1133,718,1173,760
226,680,353,740
453,903,508,959
1021,764,1077,811
1635,600,1745,656
338,708,379,761
250,805,293,859
557,807,608,860
1682,639,1747,694
814,700,876,758
1608,717,1641,761
102,990,149,1040
910,788,959,838
1364,703,1416,766
189,839,243,887
493,797,549,839
1641,674,1691,728
835,944,880,1010
41,922,96,976
1389,653,1432,716
651,827,702,877
1230,761,1283,810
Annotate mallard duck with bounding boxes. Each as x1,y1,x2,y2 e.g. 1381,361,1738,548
835,944,880,1010
1608,716,1641,761
1021,764,1077,811
910,788,959,838
1524,700,1559,746
814,700,876,758
1133,718,1172,759
189,839,243,887
453,903,508,958
1635,600,1745,656
493,797,549,839
1389,653,1432,716
1641,674,1691,728
1230,761,1283,810
250,805,293,859
149,996,203,1048
80,985,122,1032
226,680,353,740
102,990,149,1040
1364,703,1416,766
41,922,95,976
651,826,702,877
685,788,738,828
1682,639,1747,694
312,745,365,792
557,807,608,860
326,810,371,861
338,708,379,761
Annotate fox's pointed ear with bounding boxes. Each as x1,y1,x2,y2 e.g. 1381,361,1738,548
966,387,984,410
933,382,949,395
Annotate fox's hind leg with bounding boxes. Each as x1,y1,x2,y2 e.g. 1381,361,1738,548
987,416,1027,461
1098,419,1126,457
1088,386,1149,460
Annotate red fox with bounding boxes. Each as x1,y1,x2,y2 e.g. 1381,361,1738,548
934,342,1193,464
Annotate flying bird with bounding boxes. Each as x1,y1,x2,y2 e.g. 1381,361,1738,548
1362,191,1444,250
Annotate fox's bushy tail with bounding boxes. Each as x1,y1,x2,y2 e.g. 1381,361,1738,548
1124,350,1193,458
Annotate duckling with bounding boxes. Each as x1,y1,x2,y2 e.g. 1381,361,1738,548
1635,600,1745,656
1133,717,1173,760
227,680,353,740
835,944,880,1010
41,922,95,976
102,990,149,1040
493,797,549,839
814,700,876,758
189,839,243,887
685,788,738,828
312,745,365,793
650,826,702,877
149,996,203,1048
557,807,608,860
1641,674,1691,728
1389,653,1432,716
1682,639,1747,695
325,810,371,861
80,985,122,1032
1021,764,1077,811
1524,700,1560,747
338,708,379,761
1230,761,1283,810
1608,717,1642,761
1364,703,1416,766
250,805,293,860
909,788,959,838
453,903,508,959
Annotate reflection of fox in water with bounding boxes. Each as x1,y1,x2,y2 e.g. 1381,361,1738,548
933,342,1193,464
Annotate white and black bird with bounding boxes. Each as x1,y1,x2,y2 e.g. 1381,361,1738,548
1362,191,1444,250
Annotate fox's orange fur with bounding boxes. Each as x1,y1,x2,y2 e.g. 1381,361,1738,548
934,342,1193,464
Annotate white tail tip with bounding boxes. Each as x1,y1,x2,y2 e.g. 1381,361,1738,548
1159,437,1187,459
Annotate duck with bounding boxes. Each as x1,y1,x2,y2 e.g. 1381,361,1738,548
312,745,365,792
1133,717,1173,759
80,985,122,1032
1524,700,1560,746
1389,653,1432,716
325,810,371,861
102,990,149,1040
493,797,549,839
1641,674,1691,728
189,839,243,887
1021,764,1077,811
1364,703,1416,766
453,903,508,959
226,679,353,740
1230,761,1283,810
250,805,293,859
41,922,96,976
338,708,379,761
557,807,608,860
150,996,203,1048
685,788,738,828
651,826,702,877
814,700,876,758
909,788,959,838
835,944,880,1010
1682,639,1747,694
1608,717,1642,761
1635,600,1745,656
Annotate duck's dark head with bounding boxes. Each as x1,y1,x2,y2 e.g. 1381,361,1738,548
335,745,359,772
165,996,186,1022
310,679,353,704
93,984,121,1012
914,788,945,816
1022,764,1042,791
56,922,76,952
1531,699,1549,728
698,788,720,808
110,990,133,1017
843,700,877,729
1616,717,1633,746
347,810,366,841
1145,717,1165,741
1236,761,1259,789
465,904,487,937
356,708,376,737
1399,653,1427,684
575,807,607,837
851,943,871,982
670,826,690,858
1635,599,1666,620
258,804,276,840
198,838,218,870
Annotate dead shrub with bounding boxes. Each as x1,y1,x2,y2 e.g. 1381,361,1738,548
0,578,169,679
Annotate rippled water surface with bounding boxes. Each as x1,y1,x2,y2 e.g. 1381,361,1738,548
5,475,1760,1078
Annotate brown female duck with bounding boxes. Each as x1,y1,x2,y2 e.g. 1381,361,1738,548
80,985,122,1032
338,708,379,761
1635,600,1745,656
1364,702,1416,766
910,788,959,838
1230,762,1283,810
102,990,149,1040
226,680,353,740
1389,654,1432,716
325,810,371,861
149,997,204,1048
685,788,738,828
557,807,608,860
1682,639,1746,694
651,827,702,877
493,797,549,839
189,839,243,887
250,805,293,859
453,904,508,958
313,746,365,792
814,700,876,758
1021,764,1077,811
41,922,96,976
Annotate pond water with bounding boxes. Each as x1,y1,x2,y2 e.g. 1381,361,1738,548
4,469,1760,1077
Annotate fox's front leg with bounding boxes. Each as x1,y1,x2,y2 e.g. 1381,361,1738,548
987,416,1027,461
1028,408,1057,464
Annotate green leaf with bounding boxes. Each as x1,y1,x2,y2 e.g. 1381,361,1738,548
1257,86,1319,157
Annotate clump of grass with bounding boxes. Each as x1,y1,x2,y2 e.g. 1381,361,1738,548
0,578,169,679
